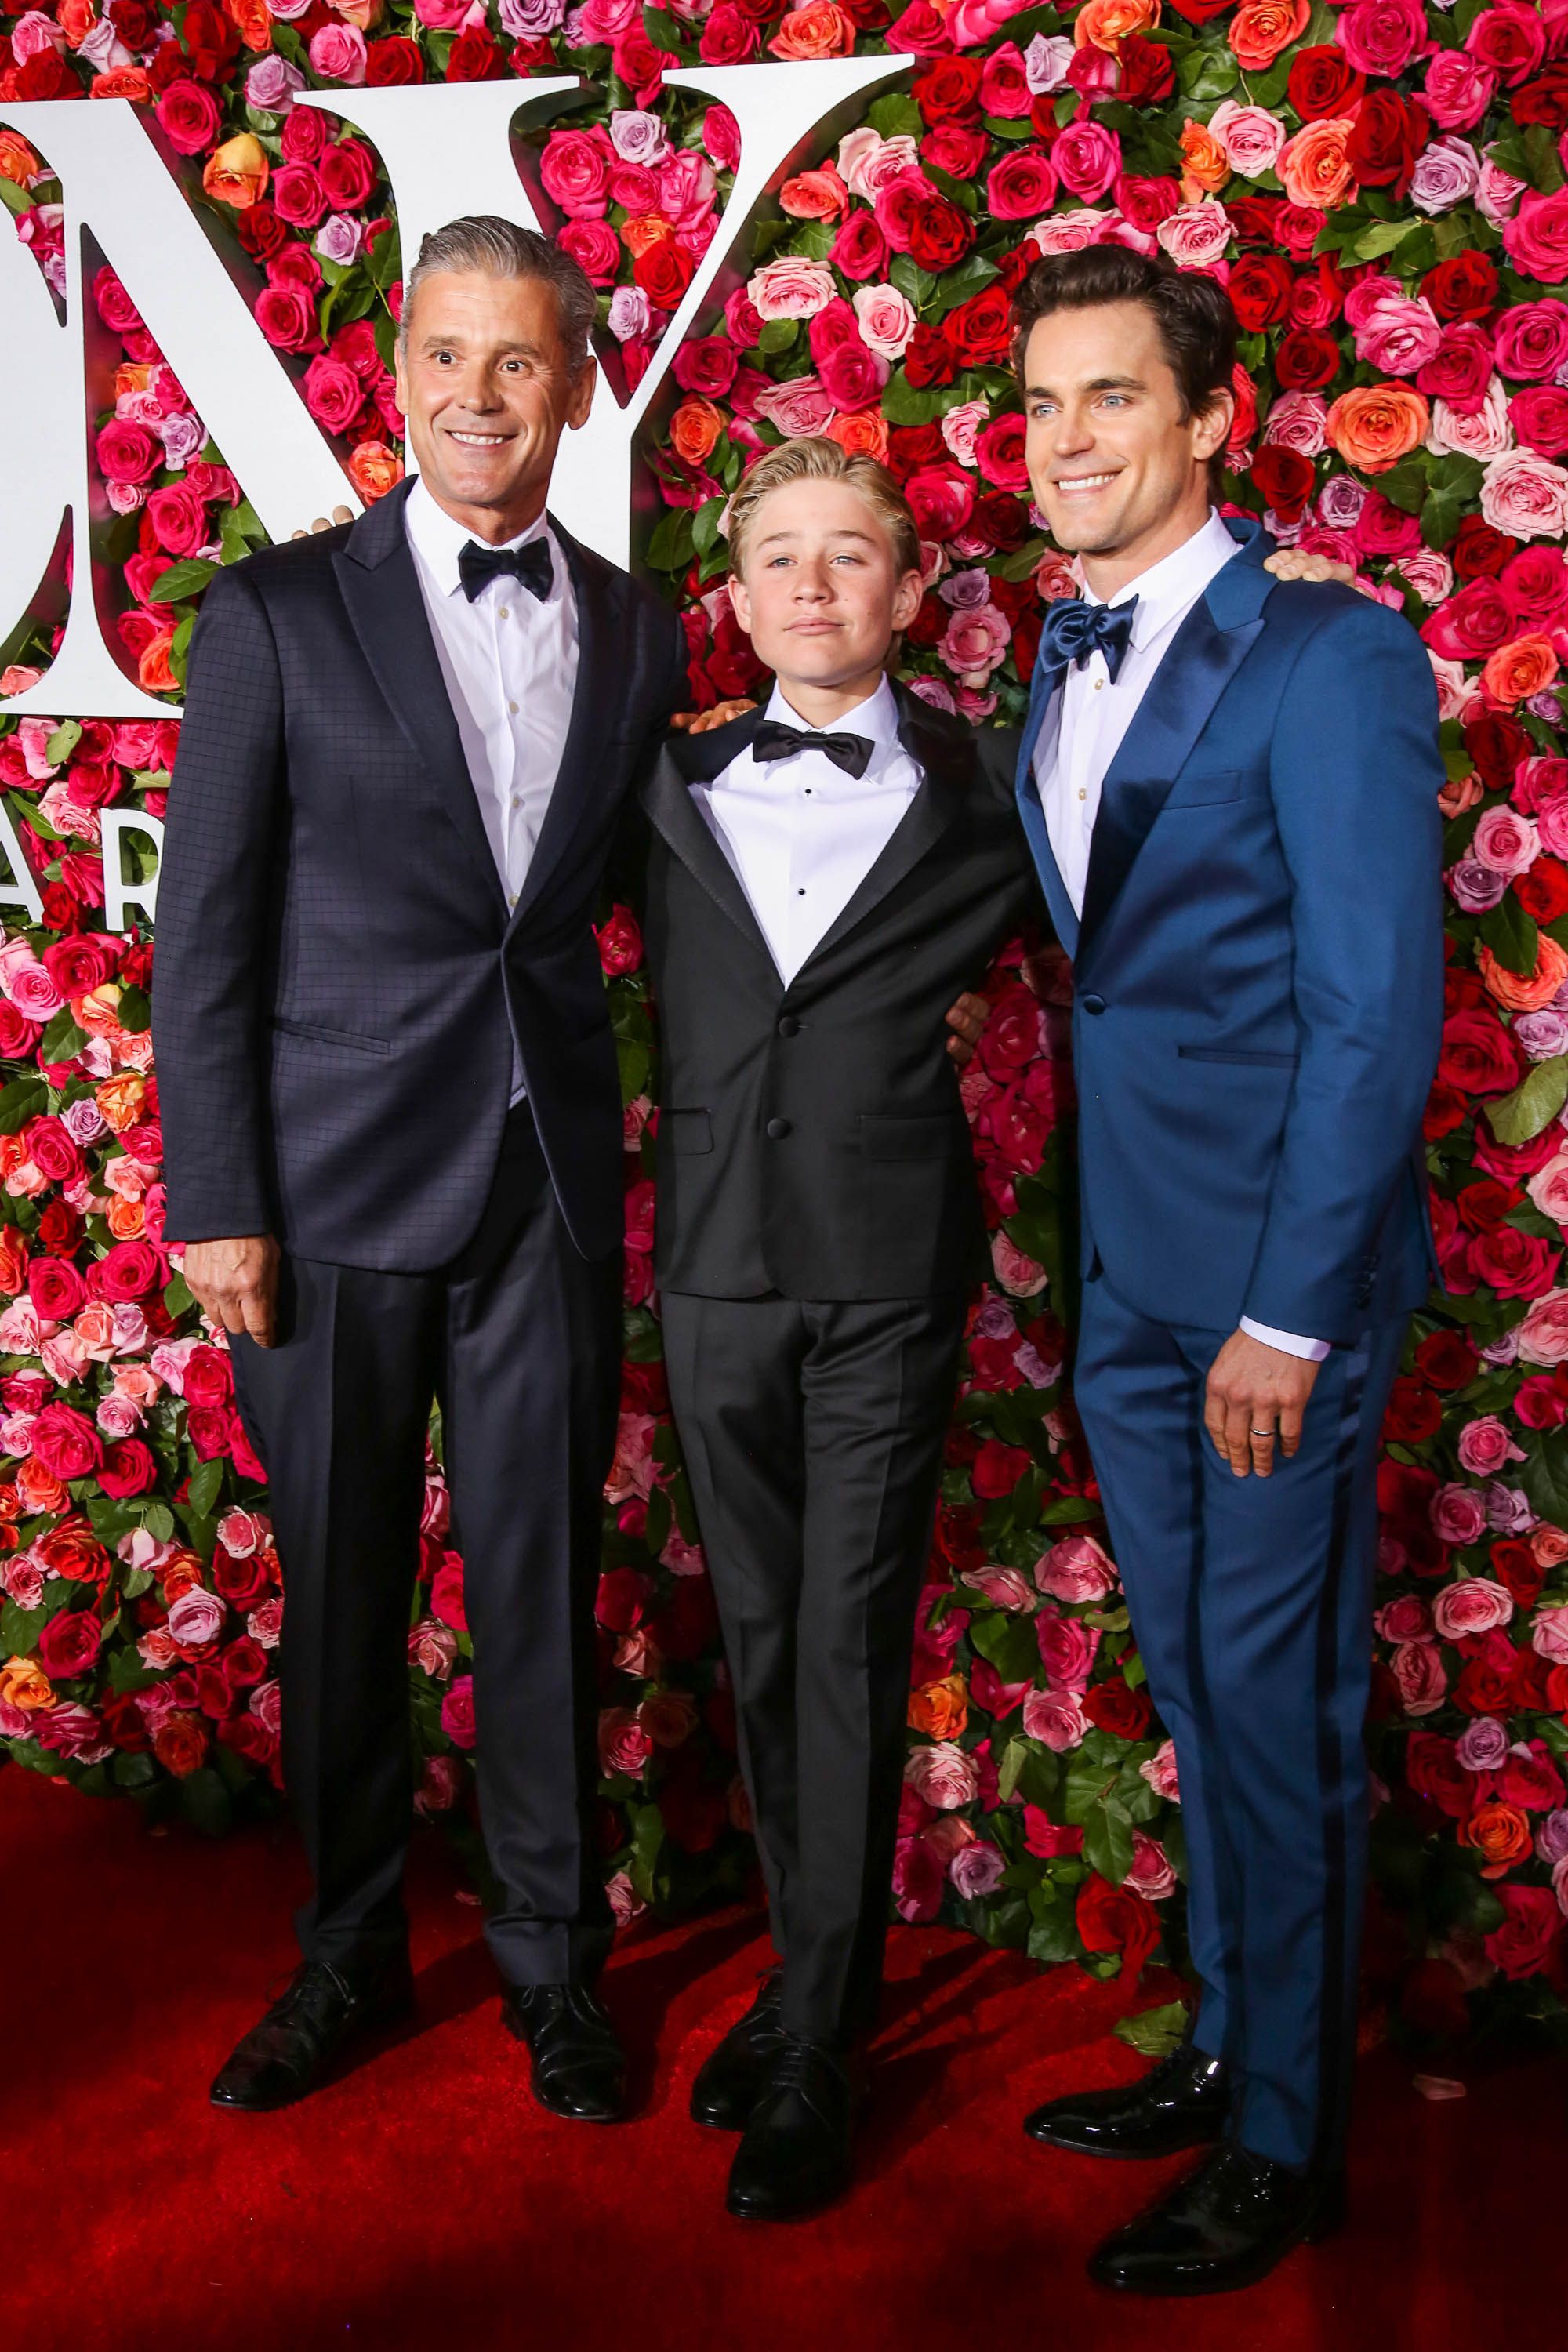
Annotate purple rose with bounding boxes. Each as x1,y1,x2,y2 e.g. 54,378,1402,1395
245,56,305,115
1455,1716,1511,1772
1431,1482,1488,1546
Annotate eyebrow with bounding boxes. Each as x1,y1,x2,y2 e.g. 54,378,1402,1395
1025,373,1146,398
421,336,545,359
754,527,879,550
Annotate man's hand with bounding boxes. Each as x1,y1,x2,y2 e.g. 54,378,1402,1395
183,1236,281,1348
292,507,354,539
671,698,758,734
1204,1329,1319,1478
1262,548,1354,586
945,990,989,1066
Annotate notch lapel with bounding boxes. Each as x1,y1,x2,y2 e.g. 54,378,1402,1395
794,688,967,975
334,481,507,921
641,709,778,968
1014,658,1079,959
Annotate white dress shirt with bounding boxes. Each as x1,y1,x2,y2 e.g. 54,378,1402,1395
405,477,579,1099
1033,510,1327,1364
690,677,920,987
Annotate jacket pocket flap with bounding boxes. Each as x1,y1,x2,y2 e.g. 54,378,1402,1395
1178,1044,1298,1066
661,1108,714,1155
1161,771,1249,811
270,1015,391,1057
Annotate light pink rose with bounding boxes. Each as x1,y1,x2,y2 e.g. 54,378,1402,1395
1411,136,1481,216
166,1585,226,1652
0,1559,44,1610
1207,100,1285,182
940,399,991,469
1481,448,1568,542
939,602,1011,686
605,1868,645,1926
1432,1577,1515,1638
990,1232,1048,1294
1022,1685,1087,1751
408,1620,458,1679
1531,1604,1568,1665
1391,1639,1449,1715
1391,547,1454,605
1528,1153,1568,1229
95,1393,143,1439
746,256,837,321
753,376,838,438
1517,1287,1568,1366
835,127,920,201
1156,201,1232,271
1126,1831,1177,1901
1472,804,1539,877
1029,208,1117,256
246,1598,284,1650
1035,1534,1116,1603
217,1506,268,1558
949,1840,1007,1899
851,281,916,361
1355,294,1442,379
1139,1738,1181,1801
2,954,64,1020
960,1564,1036,1611
608,107,669,168
1432,1483,1489,1545
1264,391,1329,458
1476,158,1526,229
307,22,366,80
904,1740,980,1809
1429,379,1514,460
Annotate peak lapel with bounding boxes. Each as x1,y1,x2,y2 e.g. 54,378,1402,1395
334,483,506,920
641,710,778,968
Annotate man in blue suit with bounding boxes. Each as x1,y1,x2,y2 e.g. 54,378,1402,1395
1010,249,1443,2295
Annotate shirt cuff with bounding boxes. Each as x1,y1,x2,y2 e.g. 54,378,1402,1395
1240,1316,1331,1364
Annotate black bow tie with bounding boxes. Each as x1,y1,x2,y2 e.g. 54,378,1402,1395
752,718,874,780
1038,594,1138,683
457,536,553,604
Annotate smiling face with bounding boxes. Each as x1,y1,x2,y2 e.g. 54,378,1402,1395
728,477,924,724
1022,299,1232,596
394,267,596,545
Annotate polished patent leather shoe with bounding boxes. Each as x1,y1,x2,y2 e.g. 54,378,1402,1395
1089,2143,1345,2296
691,1966,786,2130
725,2033,864,2222
210,1955,415,2112
1024,2039,1231,2159
502,1980,627,2123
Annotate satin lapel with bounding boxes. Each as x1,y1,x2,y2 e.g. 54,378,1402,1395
793,691,967,975
1014,659,1078,959
510,520,619,931
334,499,507,920
641,711,777,967
1076,597,1264,956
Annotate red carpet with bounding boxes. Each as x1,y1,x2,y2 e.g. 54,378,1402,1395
5,1766,1557,2352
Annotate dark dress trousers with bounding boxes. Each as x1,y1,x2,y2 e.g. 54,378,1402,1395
1016,521,1445,2169
642,691,1036,2042
152,478,687,1984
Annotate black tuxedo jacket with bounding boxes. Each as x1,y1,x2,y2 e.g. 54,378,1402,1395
153,477,687,1271
641,688,1038,1301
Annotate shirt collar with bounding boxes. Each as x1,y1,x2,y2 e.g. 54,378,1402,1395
1086,510,1238,651
404,475,552,601
760,674,901,764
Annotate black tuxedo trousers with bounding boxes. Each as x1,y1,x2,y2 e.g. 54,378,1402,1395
230,1104,622,1984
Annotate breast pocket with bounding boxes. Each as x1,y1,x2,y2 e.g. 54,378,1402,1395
661,1109,713,1155
1160,771,1249,811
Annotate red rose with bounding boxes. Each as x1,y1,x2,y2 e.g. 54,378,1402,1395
1461,706,1526,781
365,34,424,84
318,139,377,212
98,1439,157,1497
1117,34,1174,107
1082,1681,1154,1740
1467,1225,1560,1298
595,1565,652,1632
1273,328,1341,392
904,320,958,389
1516,855,1568,923
905,193,975,274
183,1344,234,1410
1076,1872,1160,1976
1383,1375,1442,1444
1228,254,1294,334
38,1608,103,1682
1421,253,1499,325
673,337,739,399
596,905,644,975
1405,1731,1470,1819
254,285,321,356
699,5,761,65
1250,445,1316,524
1437,1009,1521,1098
1414,1330,1478,1390
1345,89,1429,199
1484,1885,1563,1982
178,0,238,81
96,1240,159,1301
913,56,983,122
212,1548,270,1612
1512,386,1568,459
445,27,504,80
971,1439,1031,1499
943,281,1015,370
27,1257,85,1322
154,77,222,156
31,1401,103,1483
974,489,1029,551
238,203,287,264
1286,45,1364,121
1513,64,1568,130
633,240,695,310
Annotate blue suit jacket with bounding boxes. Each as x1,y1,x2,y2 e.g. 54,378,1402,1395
1016,518,1444,1345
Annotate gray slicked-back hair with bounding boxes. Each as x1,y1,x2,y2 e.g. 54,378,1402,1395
400,215,597,373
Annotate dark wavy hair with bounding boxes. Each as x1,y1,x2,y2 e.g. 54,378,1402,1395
1011,247,1239,493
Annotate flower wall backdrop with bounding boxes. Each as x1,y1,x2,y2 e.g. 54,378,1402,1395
2,0,1568,2042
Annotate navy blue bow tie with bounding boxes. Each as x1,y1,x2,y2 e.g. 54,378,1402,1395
458,536,553,604
1038,595,1138,684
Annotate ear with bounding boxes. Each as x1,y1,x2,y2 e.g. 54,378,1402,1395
891,568,924,633
728,571,753,636
392,347,408,421
1192,383,1235,466
565,352,598,433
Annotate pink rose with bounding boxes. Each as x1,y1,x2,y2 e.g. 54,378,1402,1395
415,1755,463,1816
30,1399,102,1482
167,1585,226,1653
1125,1831,1177,1901
1432,1483,1488,1545
1156,202,1232,271
1030,209,1120,257
752,376,838,439
307,23,366,82
1035,1534,1116,1603
1036,1606,1099,1690
1530,1604,1568,1664
987,148,1059,222
746,255,837,321
408,1620,458,1680
1375,1595,1434,1642
903,1740,980,1809
1517,1287,1568,1366
1528,1154,1568,1230
1496,303,1568,387
960,1563,1036,1610
1480,450,1568,543
1456,1417,1526,1478
1513,389,1568,462
1504,188,1568,285
1354,294,1442,379
990,1232,1048,1294
1422,49,1497,131
905,463,975,542
1432,1577,1515,1639
1264,391,1329,458
1390,1639,1449,1715
949,1840,1006,1900
541,127,611,220
1139,1737,1181,1801
1471,804,1539,877
441,1674,477,1752
836,127,920,201
1410,137,1480,217
939,603,1011,685
1336,0,1430,78
851,282,915,361
1054,119,1120,204
1207,102,1285,182
597,1704,651,1777
1022,1685,1088,1751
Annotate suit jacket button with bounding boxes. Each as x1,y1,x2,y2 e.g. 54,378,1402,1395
1081,993,1106,1015
766,1116,792,1140
777,1015,800,1039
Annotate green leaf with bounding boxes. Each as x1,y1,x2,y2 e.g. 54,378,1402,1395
163,1270,194,1320
45,719,82,766
1026,1896,1081,1966
645,506,695,573
889,255,937,312
1113,1999,1189,2059
1082,1796,1135,1887
1348,216,1420,263
924,252,1002,325
115,983,152,1034
0,1075,48,1136
148,558,218,605
867,93,924,143
1477,893,1539,981
0,176,32,219
143,1501,175,1545
1179,47,1240,102
1523,1431,1568,1528
1486,1054,1568,1147
640,5,690,54
40,1007,89,1063
187,1458,224,1520
755,316,799,358
881,370,949,427
967,1608,1041,1686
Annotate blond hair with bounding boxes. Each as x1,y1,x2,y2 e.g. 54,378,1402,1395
724,437,923,582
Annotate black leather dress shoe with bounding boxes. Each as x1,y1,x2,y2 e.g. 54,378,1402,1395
1024,2040,1230,2159
502,1981,626,2122
691,1967,786,2130
210,1955,415,2112
725,2034,865,2222
1089,2142,1345,2296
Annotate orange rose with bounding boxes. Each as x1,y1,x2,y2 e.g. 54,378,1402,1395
35,1516,111,1584
1076,0,1161,49
620,214,675,260
1479,933,1568,1014
0,132,40,186
780,165,849,222
0,1225,27,1298
1325,382,1429,474
201,135,269,212
115,363,154,402
16,1459,69,1516
1438,772,1483,819
1533,1523,1568,1566
160,1552,207,1606
1279,118,1357,212
1459,1800,1533,1878
226,0,274,45
136,630,179,697
60,0,98,46
1179,118,1229,195
347,441,405,503
95,1074,147,1132
91,67,151,100
0,1657,55,1713
154,1712,210,1778
1229,0,1309,68
0,1484,21,1526
907,1673,970,1740
768,0,855,59
327,0,379,26
1482,633,1559,710
73,1301,119,1357
106,1196,146,1240
827,408,891,463
637,1690,698,1748
670,396,724,466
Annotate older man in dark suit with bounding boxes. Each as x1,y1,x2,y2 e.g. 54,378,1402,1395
154,217,687,2124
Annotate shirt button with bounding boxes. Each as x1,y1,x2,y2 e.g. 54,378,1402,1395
1093,678,1105,691
766,1117,792,1140
1077,788,1087,800
499,606,510,620
508,700,518,715
797,887,806,897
